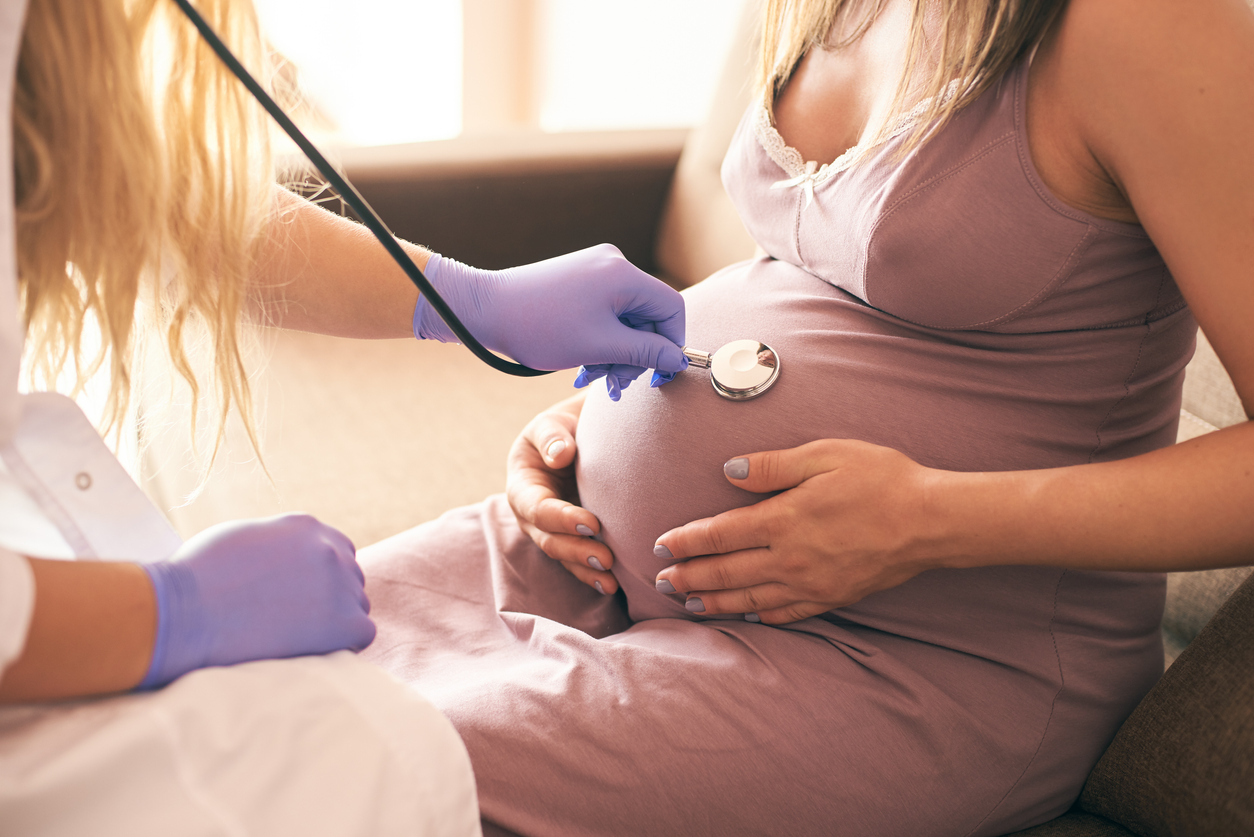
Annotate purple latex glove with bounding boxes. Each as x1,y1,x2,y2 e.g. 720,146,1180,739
412,244,687,399
138,514,374,689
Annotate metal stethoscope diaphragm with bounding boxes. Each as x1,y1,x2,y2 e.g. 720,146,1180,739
683,340,781,401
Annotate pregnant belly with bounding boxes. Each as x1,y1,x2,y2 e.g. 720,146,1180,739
574,257,1171,626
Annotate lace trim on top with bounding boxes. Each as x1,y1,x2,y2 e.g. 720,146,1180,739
757,81,960,205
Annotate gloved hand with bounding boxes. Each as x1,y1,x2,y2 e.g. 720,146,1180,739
138,514,374,689
412,244,687,400
573,362,681,401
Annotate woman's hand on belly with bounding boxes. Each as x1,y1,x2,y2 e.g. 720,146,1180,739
506,392,618,595
652,439,943,623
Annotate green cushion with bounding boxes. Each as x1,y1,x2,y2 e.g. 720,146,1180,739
1079,573,1254,835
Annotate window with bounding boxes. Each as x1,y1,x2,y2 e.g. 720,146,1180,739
255,0,463,146
535,0,740,133
253,0,747,147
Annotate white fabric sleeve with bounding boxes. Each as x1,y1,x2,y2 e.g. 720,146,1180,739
0,546,35,679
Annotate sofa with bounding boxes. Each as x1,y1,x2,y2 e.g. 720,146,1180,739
137,2,1253,832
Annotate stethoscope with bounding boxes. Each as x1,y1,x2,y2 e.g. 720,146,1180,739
683,341,780,401
173,0,780,402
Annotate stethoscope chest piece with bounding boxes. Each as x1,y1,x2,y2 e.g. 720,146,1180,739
683,339,781,401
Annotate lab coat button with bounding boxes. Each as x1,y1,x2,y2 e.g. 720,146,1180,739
75,472,92,490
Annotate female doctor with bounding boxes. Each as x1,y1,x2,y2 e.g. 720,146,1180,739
0,0,684,833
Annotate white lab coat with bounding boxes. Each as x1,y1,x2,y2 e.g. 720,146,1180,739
0,3,479,834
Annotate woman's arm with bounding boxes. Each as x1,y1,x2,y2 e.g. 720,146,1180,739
0,515,374,703
250,186,425,338
504,391,619,594
249,187,689,390
653,0,1254,623
0,559,156,702
654,424,1254,623
937,0,1254,569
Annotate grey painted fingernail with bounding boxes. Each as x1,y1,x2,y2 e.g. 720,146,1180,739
588,556,605,571
594,581,605,595
656,579,676,594
724,457,750,480
685,597,706,613
653,544,673,559
576,523,594,537
744,613,761,623
546,439,567,458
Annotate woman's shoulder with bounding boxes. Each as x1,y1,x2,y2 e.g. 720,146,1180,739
1046,0,1254,192
1044,0,1253,111
1046,0,1254,416
1026,0,1254,223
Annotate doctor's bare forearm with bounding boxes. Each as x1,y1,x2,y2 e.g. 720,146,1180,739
248,185,430,339
926,420,1254,575
0,559,155,703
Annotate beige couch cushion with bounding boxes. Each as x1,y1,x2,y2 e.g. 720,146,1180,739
1178,331,1247,441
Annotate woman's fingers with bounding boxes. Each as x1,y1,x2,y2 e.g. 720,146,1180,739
653,501,775,562
506,411,598,538
651,441,860,560
720,440,847,494
532,425,577,471
650,438,937,623
518,515,613,571
515,408,578,470
655,547,776,596
523,490,603,542
510,482,617,586
554,557,618,596
506,457,602,544
679,582,817,621
505,398,615,594
748,600,833,625
656,551,836,623
655,548,836,621
516,521,617,593
501,401,614,592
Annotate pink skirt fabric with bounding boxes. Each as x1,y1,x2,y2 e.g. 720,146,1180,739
358,495,1159,837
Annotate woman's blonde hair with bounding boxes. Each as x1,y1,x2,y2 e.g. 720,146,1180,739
14,0,273,464
759,0,1066,152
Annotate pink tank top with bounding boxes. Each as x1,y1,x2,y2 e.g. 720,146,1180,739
726,55,1187,338
574,53,1184,670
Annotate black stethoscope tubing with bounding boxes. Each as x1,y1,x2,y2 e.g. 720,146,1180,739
171,0,552,378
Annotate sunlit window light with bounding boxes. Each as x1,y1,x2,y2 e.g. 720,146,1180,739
536,0,741,133
252,0,744,147
253,0,464,147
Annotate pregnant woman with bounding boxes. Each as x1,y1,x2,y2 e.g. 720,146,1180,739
360,0,1254,834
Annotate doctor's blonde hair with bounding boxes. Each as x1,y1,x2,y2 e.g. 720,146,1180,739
759,0,1066,153
14,0,273,464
